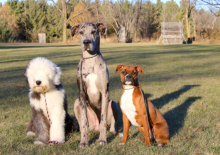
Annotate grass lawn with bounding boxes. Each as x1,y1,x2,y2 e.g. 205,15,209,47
0,43,220,154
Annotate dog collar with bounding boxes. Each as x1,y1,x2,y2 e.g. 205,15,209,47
122,85,141,90
82,53,98,60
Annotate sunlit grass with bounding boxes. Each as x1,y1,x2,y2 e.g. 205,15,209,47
0,43,220,154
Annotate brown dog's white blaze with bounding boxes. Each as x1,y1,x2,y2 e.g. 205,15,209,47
116,64,169,146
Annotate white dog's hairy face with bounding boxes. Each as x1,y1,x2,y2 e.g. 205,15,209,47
25,57,61,93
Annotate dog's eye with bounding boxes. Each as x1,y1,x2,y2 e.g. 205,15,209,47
132,71,137,75
79,31,84,35
122,71,126,75
91,30,96,35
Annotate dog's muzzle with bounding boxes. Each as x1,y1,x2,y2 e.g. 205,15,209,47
83,39,91,45
36,80,41,86
124,74,134,85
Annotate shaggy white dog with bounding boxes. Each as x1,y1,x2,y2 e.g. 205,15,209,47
25,57,74,145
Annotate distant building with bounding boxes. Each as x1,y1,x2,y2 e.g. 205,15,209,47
158,22,187,44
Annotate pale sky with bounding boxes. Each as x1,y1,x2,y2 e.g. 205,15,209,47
0,0,208,10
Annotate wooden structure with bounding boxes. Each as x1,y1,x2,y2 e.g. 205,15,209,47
158,22,187,44
38,33,46,43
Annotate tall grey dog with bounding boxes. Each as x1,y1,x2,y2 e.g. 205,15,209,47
71,22,118,148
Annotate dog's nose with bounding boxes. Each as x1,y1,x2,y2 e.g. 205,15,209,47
126,74,132,79
83,39,91,45
36,80,41,85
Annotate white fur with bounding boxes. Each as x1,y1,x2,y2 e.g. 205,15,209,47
121,86,140,127
25,57,61,93
86,73,98,94
34,141,45,145
27,131,35,137
26,57,65,143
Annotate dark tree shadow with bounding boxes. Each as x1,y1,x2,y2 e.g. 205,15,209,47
164,96,202,138
151,85,200,109
0,44,79,49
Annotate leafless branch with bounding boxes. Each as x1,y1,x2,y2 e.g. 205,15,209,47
201,0,220,8
66,3,95,23
49,0,63,14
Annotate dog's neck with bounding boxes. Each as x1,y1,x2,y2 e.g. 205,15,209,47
123,85,140,90
82,51,100,59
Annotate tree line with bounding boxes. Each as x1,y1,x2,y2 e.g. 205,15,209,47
0,0,219,43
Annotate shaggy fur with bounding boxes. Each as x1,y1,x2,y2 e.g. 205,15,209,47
25,57,75,145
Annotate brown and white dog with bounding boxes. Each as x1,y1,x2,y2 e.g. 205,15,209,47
116,64,169,146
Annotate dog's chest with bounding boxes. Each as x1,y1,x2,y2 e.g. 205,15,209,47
85,73,98,94
30,90,65,122
121,89,140,127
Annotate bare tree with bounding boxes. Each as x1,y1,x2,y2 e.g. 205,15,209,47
181,0,197,42
201,0,220,8
49,0,93,44
99,0,142,42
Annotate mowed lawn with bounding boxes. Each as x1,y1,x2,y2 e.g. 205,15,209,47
0,43,220,155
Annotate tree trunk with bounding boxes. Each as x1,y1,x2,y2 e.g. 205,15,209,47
62,0,67,44
193,20,196,39
186,7,191,43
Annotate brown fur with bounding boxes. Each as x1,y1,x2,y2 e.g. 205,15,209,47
30,91,40,100
116,64,169,146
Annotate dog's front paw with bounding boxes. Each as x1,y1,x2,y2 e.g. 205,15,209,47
158,143,164,147
98,140,107,146
34,141,45,145
119,132,123,138
79,143,88,148
27,131,35,137
119,142,125,146
110,130,117,135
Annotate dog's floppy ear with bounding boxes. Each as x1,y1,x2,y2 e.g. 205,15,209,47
54,67,62,85
135,65,144,75
116,64,125,73
96,23,106,35
71,24,81,36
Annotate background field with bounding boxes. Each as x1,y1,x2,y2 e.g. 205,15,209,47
0,43,220,155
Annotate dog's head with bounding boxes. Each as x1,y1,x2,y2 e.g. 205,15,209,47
70,22,106,54
116,64,144,86
24,57,61,93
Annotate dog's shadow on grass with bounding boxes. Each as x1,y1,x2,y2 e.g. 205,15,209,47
164,96,201,138
151,85,200,109
0,44,79,50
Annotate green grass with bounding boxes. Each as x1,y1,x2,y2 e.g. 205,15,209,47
0,43,220,154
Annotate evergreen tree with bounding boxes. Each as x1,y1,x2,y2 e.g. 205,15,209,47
46,4,63,42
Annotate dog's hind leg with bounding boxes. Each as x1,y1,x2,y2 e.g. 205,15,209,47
26,108,36,137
